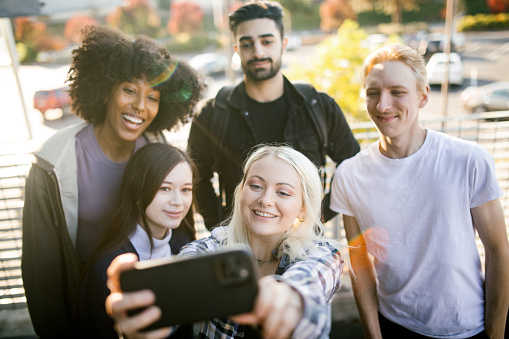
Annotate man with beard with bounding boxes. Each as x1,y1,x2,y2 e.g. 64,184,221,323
188,1,359,230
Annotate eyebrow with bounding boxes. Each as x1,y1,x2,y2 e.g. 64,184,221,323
249,175,296,189
366,85,408,91
239,33,276,42
162,181,193,186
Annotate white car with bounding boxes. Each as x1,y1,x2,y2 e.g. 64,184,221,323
426,52,464,86
460,82,509,113
188,53,229,76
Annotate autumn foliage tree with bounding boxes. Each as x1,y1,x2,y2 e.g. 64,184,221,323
107,0,161,37
167,1,204,34
64,15,98,44
14,17,66,61
319,0,357,32
487,0,509,13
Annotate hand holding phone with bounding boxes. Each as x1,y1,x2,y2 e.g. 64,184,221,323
119,248,258,331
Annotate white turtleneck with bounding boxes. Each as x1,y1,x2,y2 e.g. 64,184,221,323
129,224,172,261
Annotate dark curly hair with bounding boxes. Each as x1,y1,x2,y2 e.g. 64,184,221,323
67,25,205,132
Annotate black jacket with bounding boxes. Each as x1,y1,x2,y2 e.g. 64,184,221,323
188,77,360,230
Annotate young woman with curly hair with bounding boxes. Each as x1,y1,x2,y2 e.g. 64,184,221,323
21,25,204,338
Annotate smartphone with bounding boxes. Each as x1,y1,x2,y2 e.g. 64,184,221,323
119,248,258,331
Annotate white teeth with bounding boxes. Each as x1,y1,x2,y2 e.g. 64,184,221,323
122,114,143,124
254,210,275,218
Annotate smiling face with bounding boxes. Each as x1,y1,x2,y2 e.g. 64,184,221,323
240,156,306,239
365,61,429,141
144,162,193,239
234,18,287,82
103,76,160,143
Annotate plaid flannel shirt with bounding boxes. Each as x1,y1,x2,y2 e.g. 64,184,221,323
178,227,344,339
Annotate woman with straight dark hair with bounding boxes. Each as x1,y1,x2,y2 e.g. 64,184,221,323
79,143,196,338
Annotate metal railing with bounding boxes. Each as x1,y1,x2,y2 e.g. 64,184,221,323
0,111,508,310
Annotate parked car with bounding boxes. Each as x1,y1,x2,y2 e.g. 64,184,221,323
188,52,242,77
426,52,464,86
460,82,509,113
188,53,229,76
285,34,302,51
33,86,72,120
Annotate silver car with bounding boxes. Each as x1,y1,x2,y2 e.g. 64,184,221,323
460,81,509,113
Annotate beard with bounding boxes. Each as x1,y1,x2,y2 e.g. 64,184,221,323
242,56,282,81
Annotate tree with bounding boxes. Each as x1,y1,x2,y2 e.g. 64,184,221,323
157,0,171,10
319,0,357,32
487,0,509,13
461,0,490,15
285,19,402,122
352,0,422,24
107,0,161,37
64,15,98,44
14,17,66,62
285,20,369,122
277,0,313,13
167,1,204,34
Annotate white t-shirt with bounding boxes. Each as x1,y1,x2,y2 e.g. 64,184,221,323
330,129,503,338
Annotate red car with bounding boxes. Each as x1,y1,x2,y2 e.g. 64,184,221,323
33,86,72,120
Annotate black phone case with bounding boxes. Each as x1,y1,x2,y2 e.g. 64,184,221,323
119,248,258,330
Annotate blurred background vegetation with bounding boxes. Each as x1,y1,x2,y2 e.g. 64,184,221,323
10,0,509,122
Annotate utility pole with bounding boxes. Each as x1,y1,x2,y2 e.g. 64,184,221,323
440,0,455,119
0,0,42,140
213,0,235,83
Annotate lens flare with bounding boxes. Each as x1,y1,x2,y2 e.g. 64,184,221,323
349,227,390,263
149,60,179,88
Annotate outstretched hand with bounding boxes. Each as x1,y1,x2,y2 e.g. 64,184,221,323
105,253,172,339
231,276,304,339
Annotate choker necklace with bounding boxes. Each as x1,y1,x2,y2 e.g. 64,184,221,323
253,255,277,267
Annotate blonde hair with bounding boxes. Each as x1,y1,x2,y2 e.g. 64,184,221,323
223,145,346,262
363,43,428,95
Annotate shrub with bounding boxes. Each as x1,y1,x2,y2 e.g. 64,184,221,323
457,13,509,31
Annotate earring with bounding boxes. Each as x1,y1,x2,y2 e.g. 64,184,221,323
298,217,305,222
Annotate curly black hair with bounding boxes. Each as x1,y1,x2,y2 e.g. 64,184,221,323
67,25,205,132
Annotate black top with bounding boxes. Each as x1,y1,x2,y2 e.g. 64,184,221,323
246,93,288,144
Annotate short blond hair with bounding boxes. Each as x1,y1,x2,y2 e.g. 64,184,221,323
362,43,428,95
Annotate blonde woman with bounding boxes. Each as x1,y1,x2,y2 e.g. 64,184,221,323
105,145,348,339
